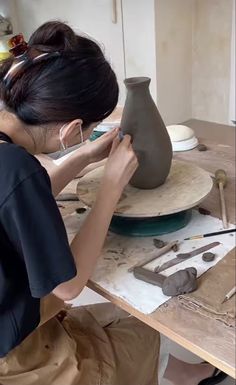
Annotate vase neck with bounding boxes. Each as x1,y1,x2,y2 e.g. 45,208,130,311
124,77,151,92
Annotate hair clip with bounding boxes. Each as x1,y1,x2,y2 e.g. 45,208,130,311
8,33,28,58
3,33,60,90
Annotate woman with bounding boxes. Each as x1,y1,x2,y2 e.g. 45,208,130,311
0,21,225,385
0,21,161,385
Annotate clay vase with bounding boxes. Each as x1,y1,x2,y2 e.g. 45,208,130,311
120,77,172,189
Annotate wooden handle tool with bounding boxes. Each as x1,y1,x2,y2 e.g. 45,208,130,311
133,267,166,287
215,169,228,229
128,240,178,272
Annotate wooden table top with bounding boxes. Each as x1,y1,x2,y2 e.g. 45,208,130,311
60,119,236,378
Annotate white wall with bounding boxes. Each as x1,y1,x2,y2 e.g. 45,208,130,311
0,0,19,32
229,0,235,123
122,0,157,102
14,0,126,103
155,0,193,125
13,0,158,105
192,0,233,124
155,0,233,125
3,0,234,124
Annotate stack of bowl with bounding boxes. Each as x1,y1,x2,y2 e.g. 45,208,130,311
166,124,198,152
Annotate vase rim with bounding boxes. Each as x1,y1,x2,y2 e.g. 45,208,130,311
124,77,151,87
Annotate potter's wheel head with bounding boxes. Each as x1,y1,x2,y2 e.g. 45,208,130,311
77,160,213,218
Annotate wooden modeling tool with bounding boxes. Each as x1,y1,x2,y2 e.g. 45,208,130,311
133,267,166,287
155,242,220,273
215,169,228,228
184,228,236,240
128,240,178,272
56,193,79,201
221,286,236,304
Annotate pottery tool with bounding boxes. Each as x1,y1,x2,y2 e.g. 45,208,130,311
133,266,198,297
133,266,166,287
154,241,220,273
221,286,236,304
184,228,236,240
215,169,228,229
56,193,79,201
128,240,178,272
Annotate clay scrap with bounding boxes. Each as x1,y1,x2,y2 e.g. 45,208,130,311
162,267,198,296
153,239,166,249
202,252,215,262
197,144,208,151
133,266,198,298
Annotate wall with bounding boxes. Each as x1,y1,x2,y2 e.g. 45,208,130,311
13,0,158,105
0,0,19,33
192,0,233,124
13,0,126,103
155,0,193,125
122,0,157,101
3,0,234,124
155,0,233,126
229,0,235,123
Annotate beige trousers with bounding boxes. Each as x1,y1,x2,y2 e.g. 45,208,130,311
0,298,160,385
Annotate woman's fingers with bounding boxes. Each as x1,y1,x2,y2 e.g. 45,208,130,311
110,135,120,155
120,134,131,147
100,127,119,140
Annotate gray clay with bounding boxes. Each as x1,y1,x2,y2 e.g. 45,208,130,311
120,77,172,189
171,243,179,252
202,252,215,262
197,144,208,152
198,207,211,215
162,267,198,296
153,239,166,249
76,207,87,214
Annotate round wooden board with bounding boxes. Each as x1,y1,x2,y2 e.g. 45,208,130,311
77,160,213,218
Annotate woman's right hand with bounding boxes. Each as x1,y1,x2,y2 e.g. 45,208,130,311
101,134,138,195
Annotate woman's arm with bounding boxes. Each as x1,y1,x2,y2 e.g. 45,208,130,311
37,129,118,197
53,184,120,300
53,135,138,301
44,148,88,197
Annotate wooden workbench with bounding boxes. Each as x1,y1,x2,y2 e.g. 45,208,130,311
60,119,236,379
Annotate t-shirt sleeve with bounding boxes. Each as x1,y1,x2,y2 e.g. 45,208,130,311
0,169,77,298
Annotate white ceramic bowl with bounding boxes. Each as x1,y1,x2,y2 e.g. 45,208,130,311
171,136,199,152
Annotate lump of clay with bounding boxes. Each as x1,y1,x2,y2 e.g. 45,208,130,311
162,267,198,296
153,239,166,249
197,143,208,152
202,252,215,262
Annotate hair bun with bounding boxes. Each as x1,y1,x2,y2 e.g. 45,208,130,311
28,21,77,52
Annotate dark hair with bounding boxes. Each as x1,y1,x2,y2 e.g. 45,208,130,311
0,21,119,129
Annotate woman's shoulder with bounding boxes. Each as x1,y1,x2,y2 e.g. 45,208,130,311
0,143,46,205
0,141,42,175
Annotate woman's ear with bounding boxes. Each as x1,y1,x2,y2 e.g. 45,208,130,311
61,119,83,147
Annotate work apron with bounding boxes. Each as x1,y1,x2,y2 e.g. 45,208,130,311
0,295,160,385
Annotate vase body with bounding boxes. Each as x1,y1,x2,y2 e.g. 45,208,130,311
120,77,172,189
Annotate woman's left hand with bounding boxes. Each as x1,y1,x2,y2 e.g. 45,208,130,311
83,127,119,163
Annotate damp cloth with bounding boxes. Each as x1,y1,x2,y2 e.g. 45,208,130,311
178,248,236,328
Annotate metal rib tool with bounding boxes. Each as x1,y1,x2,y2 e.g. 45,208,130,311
155,241,220,273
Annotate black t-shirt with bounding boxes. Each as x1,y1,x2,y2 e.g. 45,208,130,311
0,132,77,357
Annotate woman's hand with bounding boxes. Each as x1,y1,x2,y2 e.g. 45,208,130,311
83,127,119,164
101,134,138,195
